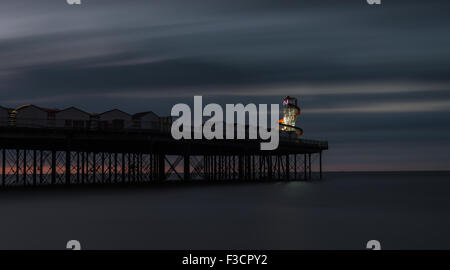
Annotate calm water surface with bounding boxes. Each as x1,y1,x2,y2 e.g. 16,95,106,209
0,171,449,249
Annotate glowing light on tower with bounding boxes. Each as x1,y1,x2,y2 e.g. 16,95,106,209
279,96,303,137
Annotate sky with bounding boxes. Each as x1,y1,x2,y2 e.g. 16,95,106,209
0,0,449,171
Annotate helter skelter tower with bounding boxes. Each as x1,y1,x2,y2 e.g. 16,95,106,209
279,96,303,137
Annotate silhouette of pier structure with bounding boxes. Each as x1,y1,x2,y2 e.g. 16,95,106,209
0,127,328,187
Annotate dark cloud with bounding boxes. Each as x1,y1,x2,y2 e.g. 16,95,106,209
0,0,449,170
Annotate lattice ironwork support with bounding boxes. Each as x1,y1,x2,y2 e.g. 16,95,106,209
304,154,307,180
285,154,289,180
158,154,165,181
320,151,323,180
308,153,312,180
65,150,71,185
51,150,56,185
184,154,190,181
1,149,5,188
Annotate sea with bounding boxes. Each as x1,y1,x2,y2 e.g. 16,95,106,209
0,171,449,250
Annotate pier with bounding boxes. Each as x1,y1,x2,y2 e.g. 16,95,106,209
0,127,328,187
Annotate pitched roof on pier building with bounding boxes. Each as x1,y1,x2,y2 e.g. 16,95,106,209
14,105,58,128
55,107,92,128
96,109,133,129
1,104,172,131
0,106,10,126
133,111,160,130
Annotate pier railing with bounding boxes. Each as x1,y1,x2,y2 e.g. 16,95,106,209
0,119,328,148
0,118,171,132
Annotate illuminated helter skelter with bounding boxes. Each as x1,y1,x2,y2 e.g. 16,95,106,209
279,96,303,137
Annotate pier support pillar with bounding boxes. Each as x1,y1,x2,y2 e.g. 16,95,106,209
184,154,190,181
93,152,97,183
277,155,281,180
294,154,297,180
247,155,251,180
122,153,125,183
101,152,105,183
304,154,307,180
127,153,131,182
16,149,19,185
320,151,322,180
285,154,290,180
65,150,71,185
81,152,86,184
203,155,207,180
268,155,272,180
2,149,5,188
23,150,27,186
76,152,80,184
40,150,43,184
158,154,165,181
51,150,56,185
308,153,312,180
33,150,37,186
114,153,118,183
238,155,243,180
